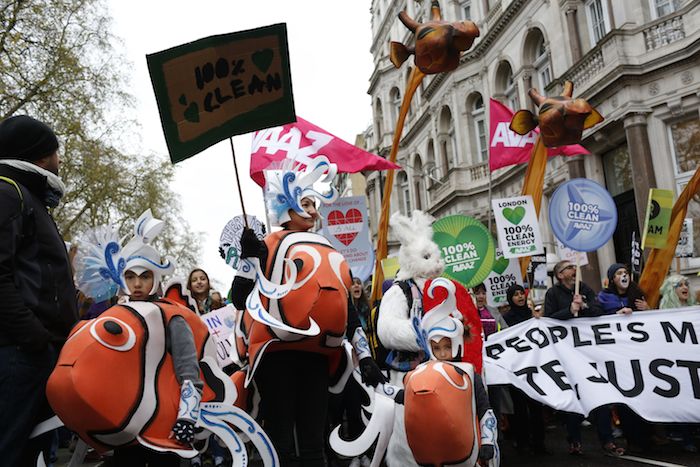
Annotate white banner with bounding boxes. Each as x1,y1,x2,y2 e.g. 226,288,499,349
485,248,524,307
484,308,700,422
492,195,544,259
200,305,238,367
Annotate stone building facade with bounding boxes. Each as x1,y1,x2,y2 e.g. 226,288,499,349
361,0,700,290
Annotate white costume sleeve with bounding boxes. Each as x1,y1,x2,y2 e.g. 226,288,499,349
377,285,422,352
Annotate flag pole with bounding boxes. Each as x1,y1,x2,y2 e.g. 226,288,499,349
487,169,493,232
229,137,249,229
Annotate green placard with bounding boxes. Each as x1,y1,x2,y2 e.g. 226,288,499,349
641,188,673,249
433,215,496,288
147,23,296,163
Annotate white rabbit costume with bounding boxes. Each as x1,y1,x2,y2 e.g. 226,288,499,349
377,210,445,466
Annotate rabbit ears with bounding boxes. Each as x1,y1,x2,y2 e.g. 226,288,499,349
390,210,436,245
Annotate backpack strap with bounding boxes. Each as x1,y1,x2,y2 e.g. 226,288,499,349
0,175,35,240
0,176,25,211
396,279,414,310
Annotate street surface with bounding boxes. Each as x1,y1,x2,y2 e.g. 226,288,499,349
56,421,700,466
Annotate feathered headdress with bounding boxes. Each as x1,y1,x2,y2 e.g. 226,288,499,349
264,156,338,226
74,209,175,299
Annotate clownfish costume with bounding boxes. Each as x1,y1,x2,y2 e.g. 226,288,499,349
47,299,220,455
330,278,499,467
237,229,352,385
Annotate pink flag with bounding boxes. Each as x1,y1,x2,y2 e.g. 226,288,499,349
488,98,588,171
250,117,401,186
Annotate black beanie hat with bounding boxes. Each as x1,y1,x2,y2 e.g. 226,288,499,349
607,263,627,283
0,115,59,161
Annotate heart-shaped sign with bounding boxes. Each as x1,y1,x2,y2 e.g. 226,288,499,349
327,209,363,246
433,215,495,288
492,255,509,275
502,206,525,225
252,49,274,73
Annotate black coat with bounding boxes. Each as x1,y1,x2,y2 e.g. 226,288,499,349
544,282,603,320
0,164,78,351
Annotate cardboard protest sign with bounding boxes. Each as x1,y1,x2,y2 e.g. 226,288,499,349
641,188,673,249
485,248,524,307
200,305,238,367
527,247,548,289
219,215,266,269
484,309,700,422
381,256,400,280
319,196,374,282
555,239,588,267
147,23,296,163
549,178,617,252
631,232,642,277
675,218,693,258
433,215,495,288
492,195,543,258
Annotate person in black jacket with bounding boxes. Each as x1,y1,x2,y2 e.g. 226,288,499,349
544,260,603,320
544,260,624,456
0,115,78,466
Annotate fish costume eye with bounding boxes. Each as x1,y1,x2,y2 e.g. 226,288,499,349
90,317,136,351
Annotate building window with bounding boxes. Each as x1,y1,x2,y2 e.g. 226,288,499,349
505,73,518,111
390,87,401,126
438,106,455,172
461,0,472,19
398,171,411,215
603,145,634,196
652,0,680,18
586,0,610,45
472,96,488,162
375,99,384,140
669,114,700,261
669,116,700,176
534,37,552,89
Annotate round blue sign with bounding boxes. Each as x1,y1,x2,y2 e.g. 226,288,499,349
549,178,617,252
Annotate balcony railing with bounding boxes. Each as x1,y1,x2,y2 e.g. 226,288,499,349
643,13,685,51
561,49,605,89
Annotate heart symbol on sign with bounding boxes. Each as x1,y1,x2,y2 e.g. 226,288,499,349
327,209,363,246
492,255,509,275
503,206,526,225
252,49,274,73
179,94,200,123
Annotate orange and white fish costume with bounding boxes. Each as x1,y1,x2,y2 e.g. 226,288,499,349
235,229,353,384
331,278,499,467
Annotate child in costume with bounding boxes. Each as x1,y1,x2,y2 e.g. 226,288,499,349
49,210,279,466
330,278,498,467
231,157,386,466
376,210,484,465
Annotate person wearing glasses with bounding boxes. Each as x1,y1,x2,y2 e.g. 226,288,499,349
544,260,603,320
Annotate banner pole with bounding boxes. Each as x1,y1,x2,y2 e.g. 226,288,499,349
488,169,493,232
574,255,581,296
229,137,249,229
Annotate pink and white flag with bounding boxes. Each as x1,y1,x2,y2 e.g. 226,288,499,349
250,117,400,186
489,98,588,171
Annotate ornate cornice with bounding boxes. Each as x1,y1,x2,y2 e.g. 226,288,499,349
460,0,528,62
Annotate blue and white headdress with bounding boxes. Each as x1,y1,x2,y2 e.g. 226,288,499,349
120,209,175,295
264,156,339,226
421,278,464,360
74,209,175,299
